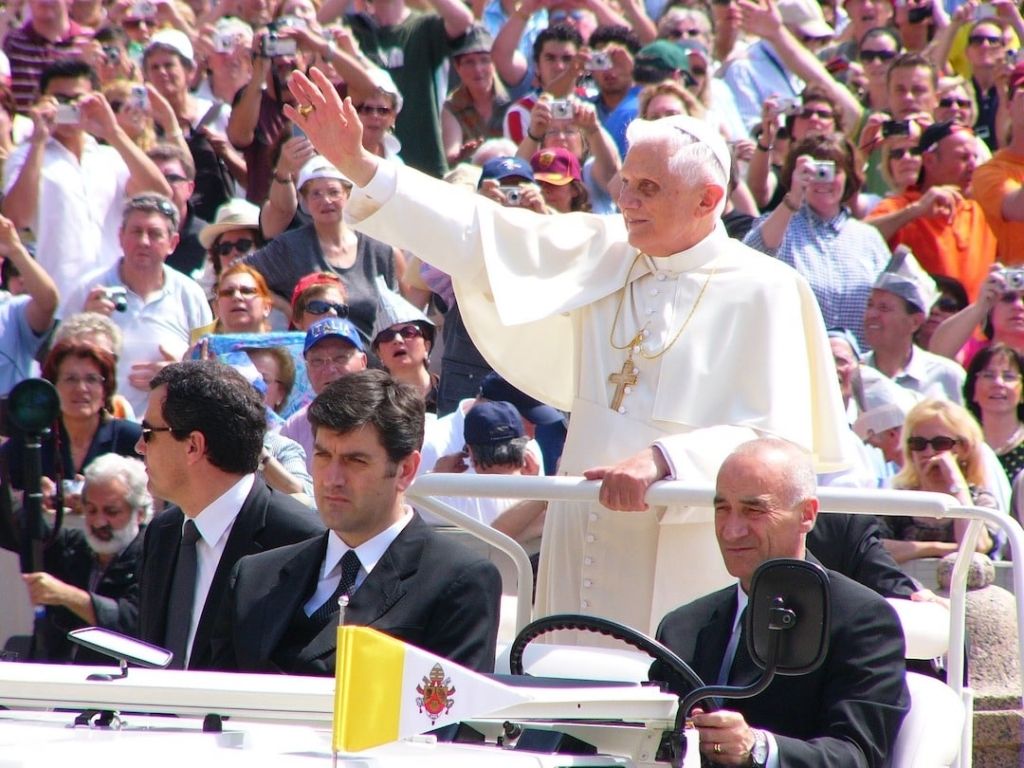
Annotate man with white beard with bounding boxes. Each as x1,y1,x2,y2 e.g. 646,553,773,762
15,454,150,663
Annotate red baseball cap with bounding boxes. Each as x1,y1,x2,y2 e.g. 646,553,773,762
530,148,582,186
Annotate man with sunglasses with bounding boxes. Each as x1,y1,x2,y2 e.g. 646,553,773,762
862,268,967,404
962,18,1010,150
147,143,210,281
132,360,322,670
65,193,213,416
972,63,1024,266
868,120,996,300
281,316,368,472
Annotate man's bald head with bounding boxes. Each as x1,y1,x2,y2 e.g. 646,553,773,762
714,438,819,589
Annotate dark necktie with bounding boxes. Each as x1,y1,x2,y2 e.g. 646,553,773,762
165,519,200,670
716,607,747,685
310,549,361,625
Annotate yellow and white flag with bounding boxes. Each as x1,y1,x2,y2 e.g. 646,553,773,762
332,626,529,753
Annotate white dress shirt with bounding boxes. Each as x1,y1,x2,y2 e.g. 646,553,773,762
183,474,255,666
303,508,414,616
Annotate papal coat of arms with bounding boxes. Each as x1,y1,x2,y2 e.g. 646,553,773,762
415,663,456,723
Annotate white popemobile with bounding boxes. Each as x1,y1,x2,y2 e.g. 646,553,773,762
0,475,1019,768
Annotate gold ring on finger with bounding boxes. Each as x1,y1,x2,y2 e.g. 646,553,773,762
299,104,315,117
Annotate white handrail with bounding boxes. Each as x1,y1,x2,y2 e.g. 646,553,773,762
408,473,1024,710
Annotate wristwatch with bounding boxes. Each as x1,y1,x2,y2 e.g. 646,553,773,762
750,729,768,767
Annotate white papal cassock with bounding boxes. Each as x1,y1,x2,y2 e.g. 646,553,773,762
347,162,851,635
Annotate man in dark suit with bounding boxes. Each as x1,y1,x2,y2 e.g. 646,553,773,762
210,369,502,675
650,438,909,767
133,361,322,670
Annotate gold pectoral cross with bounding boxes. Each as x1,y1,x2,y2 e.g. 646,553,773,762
608,351,639,412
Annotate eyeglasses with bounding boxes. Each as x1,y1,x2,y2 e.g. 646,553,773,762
58,373,105,387
355,104,393,116
217,285,262,299
124,17,153,27
125,195,177,222
665,28,702,39
374,324,424,346
545,126,581,138
889,147,922,159
306,349,358,369
691,67,707,77
1000,291,1024,303
938,97,972,109
214,238,255,256
798,107,834,120
550,9,586,21
907,435,962,452
305,187,347,202
934,296,963,313
968,34,1004,47
978,370,1022,383
859,49,897,63
165,173,189,184
140,422,175,442
305,299,349,317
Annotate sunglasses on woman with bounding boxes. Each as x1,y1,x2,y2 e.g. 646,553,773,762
374,324,424,345
214,238,254,256
218,285,261,299
907,436,962,452
889,147,922,160
859,49,896,63
305,299,349,317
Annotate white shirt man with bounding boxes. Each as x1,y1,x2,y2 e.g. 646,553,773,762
65,194,212,416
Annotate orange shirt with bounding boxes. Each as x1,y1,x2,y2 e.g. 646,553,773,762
972,149,1024,266
868,189,996,300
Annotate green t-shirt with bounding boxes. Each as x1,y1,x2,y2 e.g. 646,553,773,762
349,10,454,178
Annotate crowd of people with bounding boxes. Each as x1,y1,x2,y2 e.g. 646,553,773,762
1,0,1023,760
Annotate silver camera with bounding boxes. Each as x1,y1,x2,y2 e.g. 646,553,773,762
130,0,156,18
499,186,523,206
213,32,240,54
586,51,612,71
103,286,129,312
812,160,836,183
129,84,149,111
260,33,297,57
550,99,573,120
1005,269,1024,290
54,103,81,125
776,97,802,116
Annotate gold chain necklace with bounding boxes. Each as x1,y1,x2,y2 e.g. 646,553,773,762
606,253,716,412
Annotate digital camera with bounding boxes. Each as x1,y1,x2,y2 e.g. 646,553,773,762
103,286,129,312
811,160,836,183
549,100,573,120
1005,269,1024,291
499,186,524,206
129,84,149,111
776,97,802,116
881,119,910,137
54,103,81,125
260,33,297,57
586,51,612,71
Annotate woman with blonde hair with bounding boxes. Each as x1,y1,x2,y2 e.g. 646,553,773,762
883,398,998,562
637,81,704,121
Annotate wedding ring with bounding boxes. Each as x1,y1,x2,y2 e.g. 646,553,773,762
714,743,722,755
298,104,314,117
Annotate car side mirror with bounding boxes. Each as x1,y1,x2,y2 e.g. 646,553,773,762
746,558,830,675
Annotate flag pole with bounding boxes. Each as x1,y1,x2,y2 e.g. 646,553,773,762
332,595,350,767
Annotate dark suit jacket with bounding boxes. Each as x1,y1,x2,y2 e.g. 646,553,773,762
136,478,323,670
209,514,502,675
807,513,917,598
650,562,910,768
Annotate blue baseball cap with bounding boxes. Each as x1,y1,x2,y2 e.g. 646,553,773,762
479,372,565,426
464,401,525,445
478,156,534,188
304,317,364,355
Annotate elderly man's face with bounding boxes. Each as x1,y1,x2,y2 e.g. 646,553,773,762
829,337,858,404
864,288,921,350
925,131,977,190
304,337,367,393
713,449,816,591
617,139,724,257
119,210,179,274
82,476,141,556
